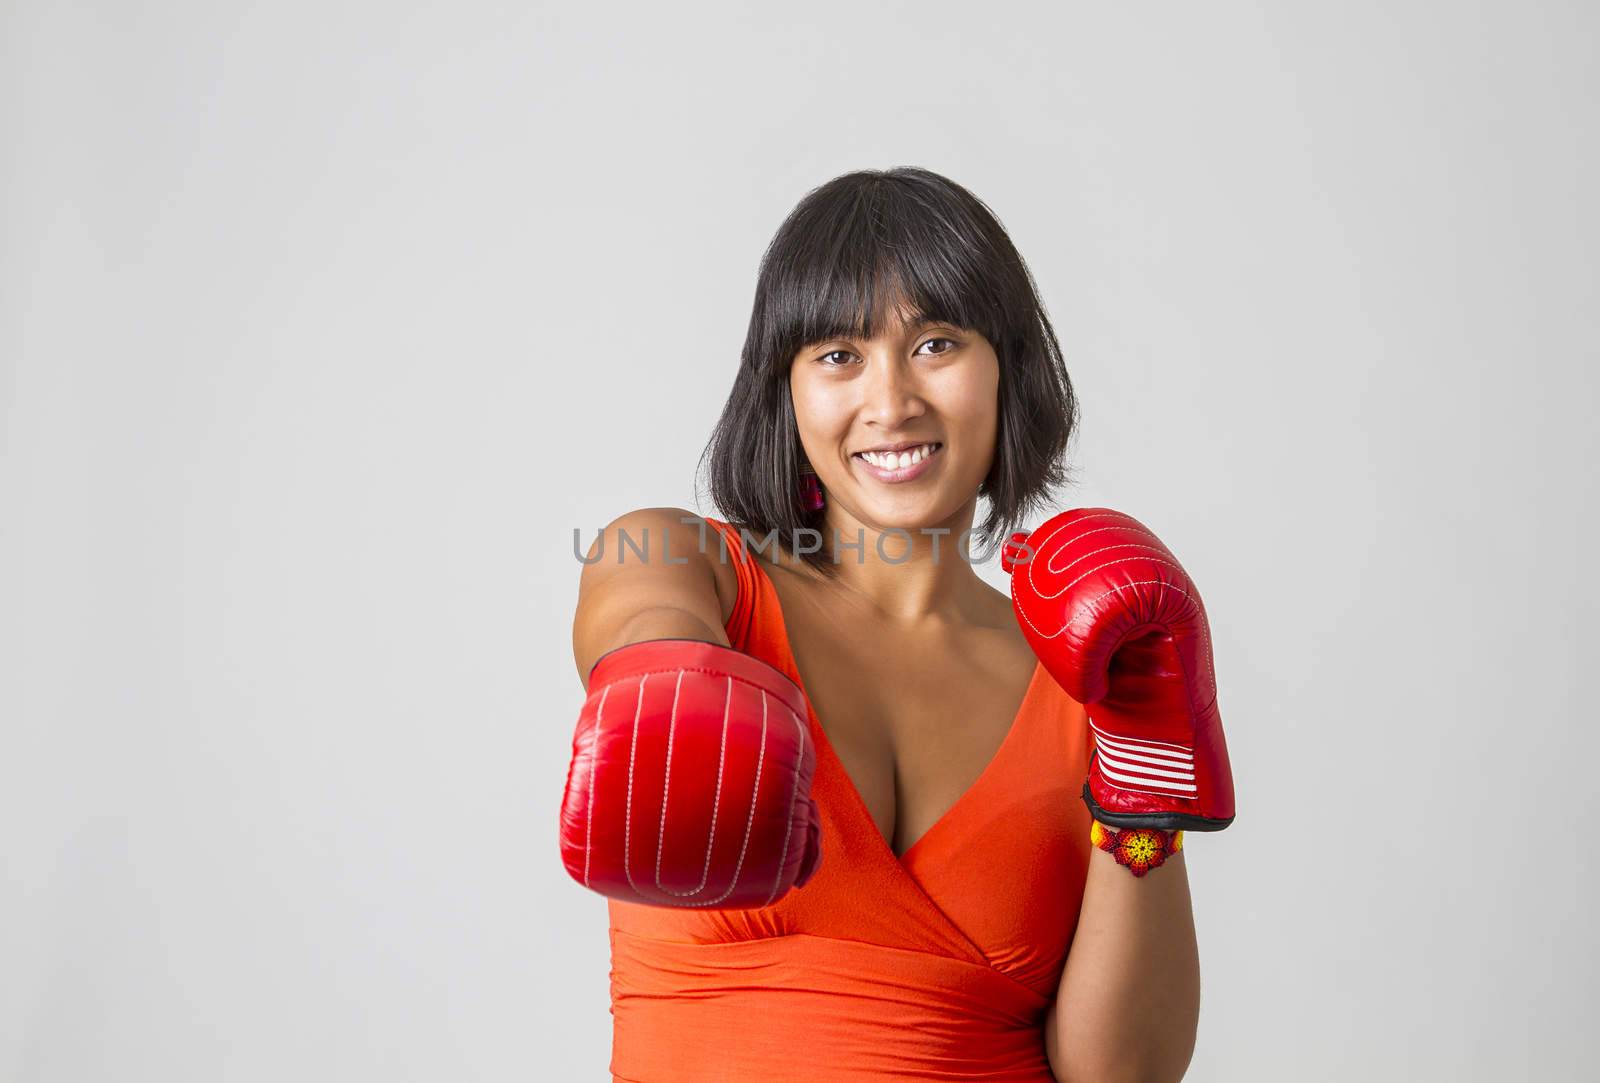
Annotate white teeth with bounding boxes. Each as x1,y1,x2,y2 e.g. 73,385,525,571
859,443,938,469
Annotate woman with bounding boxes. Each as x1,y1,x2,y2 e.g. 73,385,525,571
562,167,1236,1082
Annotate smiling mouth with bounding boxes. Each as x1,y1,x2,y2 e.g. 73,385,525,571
851,441,943,481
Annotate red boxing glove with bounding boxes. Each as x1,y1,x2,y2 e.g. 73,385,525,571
1003,508,1236,831
559,638,823,908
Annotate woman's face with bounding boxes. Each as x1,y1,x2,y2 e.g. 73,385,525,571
789,305,999,533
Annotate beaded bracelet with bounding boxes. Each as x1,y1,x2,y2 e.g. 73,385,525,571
1090,819,1184,878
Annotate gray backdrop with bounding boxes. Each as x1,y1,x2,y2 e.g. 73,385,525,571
4,1,1594,1080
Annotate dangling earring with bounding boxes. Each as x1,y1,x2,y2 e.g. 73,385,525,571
798,462,825,511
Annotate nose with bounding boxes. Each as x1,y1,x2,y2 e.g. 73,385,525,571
859,353,927,429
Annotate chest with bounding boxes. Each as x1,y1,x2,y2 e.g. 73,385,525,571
765,569,1038,859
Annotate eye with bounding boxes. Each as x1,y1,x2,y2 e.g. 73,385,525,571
812,336,958,367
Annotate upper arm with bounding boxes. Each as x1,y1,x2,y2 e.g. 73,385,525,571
571,506,732,686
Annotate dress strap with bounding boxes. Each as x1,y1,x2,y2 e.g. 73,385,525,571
703,517,758,648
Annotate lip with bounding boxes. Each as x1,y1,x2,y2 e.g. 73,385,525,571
854,439,936,454
852,442,943,484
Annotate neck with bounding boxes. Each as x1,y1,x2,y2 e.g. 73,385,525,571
786,496,997,628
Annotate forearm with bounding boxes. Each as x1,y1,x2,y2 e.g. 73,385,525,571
1046,840,1200,1083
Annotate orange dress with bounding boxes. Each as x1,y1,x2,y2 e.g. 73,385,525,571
605,517,1095,1082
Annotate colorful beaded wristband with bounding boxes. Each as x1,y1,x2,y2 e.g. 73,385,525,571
1090,819,1184,878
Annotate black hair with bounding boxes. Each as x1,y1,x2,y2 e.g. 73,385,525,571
697,166,1080,577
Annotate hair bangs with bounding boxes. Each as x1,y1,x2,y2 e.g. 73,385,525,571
756,183,1011,378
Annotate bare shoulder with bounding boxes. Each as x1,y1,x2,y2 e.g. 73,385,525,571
580,506,711,566
585,506,738,615
572,506,736,680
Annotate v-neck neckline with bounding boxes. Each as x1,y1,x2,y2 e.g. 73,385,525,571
751,552,1046,869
